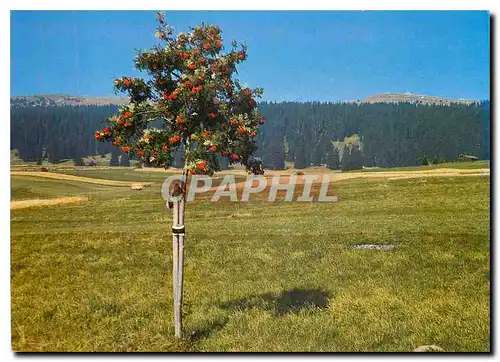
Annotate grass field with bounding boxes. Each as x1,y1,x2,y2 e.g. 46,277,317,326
355,160,490,172
10,167,490,352
53,168,180,183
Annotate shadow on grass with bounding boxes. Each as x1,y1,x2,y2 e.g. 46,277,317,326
220,288,330,317
188,288,330,343
189,316,229,342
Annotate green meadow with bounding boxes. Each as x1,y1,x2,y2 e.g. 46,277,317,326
10,167,490,352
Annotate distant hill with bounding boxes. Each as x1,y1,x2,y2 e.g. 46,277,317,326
11,92,479,108
357,92,477,106
11,94,129,108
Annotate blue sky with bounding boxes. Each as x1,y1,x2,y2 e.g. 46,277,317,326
10,10,490,101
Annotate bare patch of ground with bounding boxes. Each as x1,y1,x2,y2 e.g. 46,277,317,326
351,244,396,251
413,345,445,352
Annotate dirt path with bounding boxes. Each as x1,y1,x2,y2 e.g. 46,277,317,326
10,172,153,187
11,196,89,210
135,165,489,178
325,167,489,182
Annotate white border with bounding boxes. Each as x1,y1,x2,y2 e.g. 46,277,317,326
3,2,497,361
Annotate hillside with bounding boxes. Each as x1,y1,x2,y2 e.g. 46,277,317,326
11,94,129,108
11,92,479,108
9,95,490,170
359,92,476,106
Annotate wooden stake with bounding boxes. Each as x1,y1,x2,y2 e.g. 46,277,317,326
177,199,185,338
171,178,186,339
172,206,180,337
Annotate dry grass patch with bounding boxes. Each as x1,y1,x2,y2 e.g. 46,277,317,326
10,196,89,210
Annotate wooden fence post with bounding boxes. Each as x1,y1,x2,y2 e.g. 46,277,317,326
170,180,186,338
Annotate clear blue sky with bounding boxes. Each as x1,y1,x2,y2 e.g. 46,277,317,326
11,10,490,102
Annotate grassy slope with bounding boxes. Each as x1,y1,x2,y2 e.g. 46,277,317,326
11,175,129,201
52,169,175,183
356,160,489,172
10,171,490,352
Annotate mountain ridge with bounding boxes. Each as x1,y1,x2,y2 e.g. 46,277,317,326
10,92,479,107
11,94,129,107
356,92,477,105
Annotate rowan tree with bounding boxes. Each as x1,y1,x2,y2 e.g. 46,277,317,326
95,12,265,177
94,12,265,338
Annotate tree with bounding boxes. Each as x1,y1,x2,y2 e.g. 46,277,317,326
74,157,85,166
263,135,285,170
95,12,264,338
110,147,120,166
120,153,131,167
36,147,47,165
311,136,328,166
247,156,264,175
326,148,340,170
431,156,442,165
350,145,364,170
294,149,307,169
294,137,308,169
341,144,363,171
419,152,429,166
340,145,350,171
